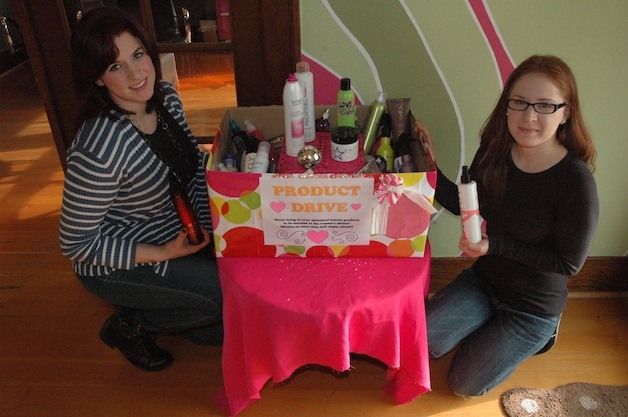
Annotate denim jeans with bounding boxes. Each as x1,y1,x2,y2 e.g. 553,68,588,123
77,254,223,344
426,268,560,397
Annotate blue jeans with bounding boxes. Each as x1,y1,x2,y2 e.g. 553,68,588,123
77,254,222,344
426,268,560,397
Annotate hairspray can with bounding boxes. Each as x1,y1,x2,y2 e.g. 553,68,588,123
283,73,305,156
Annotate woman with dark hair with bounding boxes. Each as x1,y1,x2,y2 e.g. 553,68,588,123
417,55,599,396
59,7,222,372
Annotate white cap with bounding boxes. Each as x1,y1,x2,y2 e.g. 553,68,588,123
243,119,256,133
296,61,309,73
256,141,270,156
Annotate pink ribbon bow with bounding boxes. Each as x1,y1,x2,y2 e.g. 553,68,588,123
374,174,406,205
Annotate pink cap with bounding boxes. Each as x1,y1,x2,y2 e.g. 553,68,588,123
287,73,297,82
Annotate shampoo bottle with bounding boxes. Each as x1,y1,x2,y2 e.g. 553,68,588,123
362,91,387,154
295,61,316,143
458,165,482,243
337,78,355,128
283,73,306,157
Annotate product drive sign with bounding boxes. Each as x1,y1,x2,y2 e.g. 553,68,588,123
259,176,374,246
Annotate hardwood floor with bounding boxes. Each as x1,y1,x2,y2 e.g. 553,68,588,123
0,59,626,417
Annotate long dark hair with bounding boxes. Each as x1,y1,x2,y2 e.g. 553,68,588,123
475,55,596,203
70,6,164,125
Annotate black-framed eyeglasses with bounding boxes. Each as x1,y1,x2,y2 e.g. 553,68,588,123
507,99,566,114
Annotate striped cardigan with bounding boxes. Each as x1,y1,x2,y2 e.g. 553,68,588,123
59,82,211,277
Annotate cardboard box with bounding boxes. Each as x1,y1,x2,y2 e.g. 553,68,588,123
206,106,436,258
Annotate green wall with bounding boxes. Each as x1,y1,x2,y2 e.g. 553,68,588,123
300,0,628,257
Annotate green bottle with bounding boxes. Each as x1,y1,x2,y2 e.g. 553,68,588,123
337,78,355,128
376,136,394,172
362,91,387,154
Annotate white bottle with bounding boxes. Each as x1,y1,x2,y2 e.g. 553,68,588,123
283,73,306,156
241,152,256,173
250,141,271,173
458,165,482,243
295,61,315,143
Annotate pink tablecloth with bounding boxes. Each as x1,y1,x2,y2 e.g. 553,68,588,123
212,246,432,416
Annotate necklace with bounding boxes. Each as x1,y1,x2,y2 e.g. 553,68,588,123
130,107,197,184
128,109,154,133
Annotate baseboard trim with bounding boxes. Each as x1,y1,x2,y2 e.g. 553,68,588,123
430,256,627,293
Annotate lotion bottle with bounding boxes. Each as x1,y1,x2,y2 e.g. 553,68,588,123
283,73,305,157
337,78,355,128
296,61,316,143
362,91,387,154
250,141,271,173
458,165,482,243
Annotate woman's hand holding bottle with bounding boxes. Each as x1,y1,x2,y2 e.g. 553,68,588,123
136,228,211,263
459,233,489,258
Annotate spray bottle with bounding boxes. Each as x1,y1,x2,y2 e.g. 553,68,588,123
296,61,316,143
282,73,305,156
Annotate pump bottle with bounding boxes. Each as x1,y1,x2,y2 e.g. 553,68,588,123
458,165,482,243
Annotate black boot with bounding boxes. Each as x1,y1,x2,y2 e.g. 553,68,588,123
99,312,174,371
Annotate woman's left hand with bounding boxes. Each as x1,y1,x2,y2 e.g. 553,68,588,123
459,233,489,258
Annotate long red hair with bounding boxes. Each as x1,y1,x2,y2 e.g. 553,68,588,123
475,55,595,203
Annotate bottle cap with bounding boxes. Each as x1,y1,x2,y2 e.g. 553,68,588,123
223,153,236,169
229,119,240,131
340,78,351,90
287,73,297,82
461,165,472,184
296,61,309,73
256,141,270,156
376,91,387,103
243,119,256,133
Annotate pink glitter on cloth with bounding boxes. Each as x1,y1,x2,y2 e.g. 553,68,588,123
212,249,432,415
276,132,365,174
